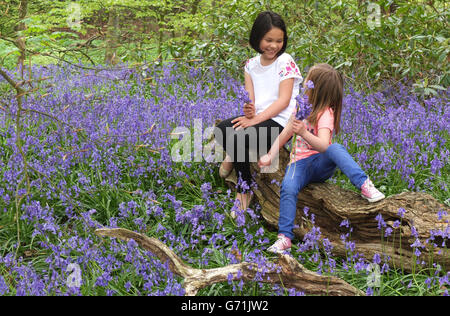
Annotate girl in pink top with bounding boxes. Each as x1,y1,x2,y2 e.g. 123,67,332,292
258,64,385,253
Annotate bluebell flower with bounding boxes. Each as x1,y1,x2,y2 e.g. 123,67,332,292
0,275,9,295
375,213,387,230
397,208,406,218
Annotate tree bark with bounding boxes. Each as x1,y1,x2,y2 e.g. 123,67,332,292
191,0,201,15
15,0,28,76
105,8,119,65
224,147,450,273
95,227,364,296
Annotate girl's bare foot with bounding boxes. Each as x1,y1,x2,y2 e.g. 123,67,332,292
231,192,253,218
219,155,233,178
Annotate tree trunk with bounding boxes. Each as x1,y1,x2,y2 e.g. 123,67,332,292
157,18,164,61
191,0,201,15
224,147,450,273
16,0,28,76
382,1,399,15
105,8,119,65
95,228,364,296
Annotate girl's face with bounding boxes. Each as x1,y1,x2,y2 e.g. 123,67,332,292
259,27,284,61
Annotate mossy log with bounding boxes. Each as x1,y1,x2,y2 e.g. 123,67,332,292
225,147,450,273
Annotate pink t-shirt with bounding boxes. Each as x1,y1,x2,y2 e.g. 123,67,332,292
290,107,334,163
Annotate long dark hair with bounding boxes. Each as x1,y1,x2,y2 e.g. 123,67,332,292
249,11,288,57
305,64,344,134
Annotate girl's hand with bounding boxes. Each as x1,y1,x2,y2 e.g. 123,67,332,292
258,153,272,168
292,119,307,136
231,116,257,130
243,103,256,119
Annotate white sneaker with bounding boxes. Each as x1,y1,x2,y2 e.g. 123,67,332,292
267,234,292,254
361,178,385,203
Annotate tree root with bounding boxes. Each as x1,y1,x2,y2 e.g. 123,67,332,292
95,227,364,296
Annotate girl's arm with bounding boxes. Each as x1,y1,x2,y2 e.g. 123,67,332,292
269,114,294,156
243,72,256,119
293,119,331,152
244,72,255,104
232,78,294,130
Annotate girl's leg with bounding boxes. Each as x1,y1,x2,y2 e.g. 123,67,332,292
309,152,337,183
278,157,314,240
216,118,282,213
215,117,253,191
215,117,239,178
216,118,282,192
323,143,368,189
235,119,283,189
219,154,233,178
234,119,282,210
321,143,384,202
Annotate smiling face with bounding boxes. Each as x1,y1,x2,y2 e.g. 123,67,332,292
259,27,285,63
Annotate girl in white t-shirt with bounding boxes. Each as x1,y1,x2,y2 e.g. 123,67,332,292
215,11,302,214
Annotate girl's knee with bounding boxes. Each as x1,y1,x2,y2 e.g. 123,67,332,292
325,143,345,155
216,119,231,131
327,143,344,150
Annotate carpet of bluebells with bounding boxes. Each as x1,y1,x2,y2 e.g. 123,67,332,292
0,62,448,296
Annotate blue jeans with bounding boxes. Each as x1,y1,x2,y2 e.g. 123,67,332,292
278,143,368,240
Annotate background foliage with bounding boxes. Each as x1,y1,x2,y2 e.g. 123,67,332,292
1,0,448,92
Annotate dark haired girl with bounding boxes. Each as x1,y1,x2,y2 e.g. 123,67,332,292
215,11,302,215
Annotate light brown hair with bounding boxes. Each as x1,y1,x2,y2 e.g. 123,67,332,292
305,63,343,134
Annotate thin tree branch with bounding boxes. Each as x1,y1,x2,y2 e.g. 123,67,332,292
0,68,24,94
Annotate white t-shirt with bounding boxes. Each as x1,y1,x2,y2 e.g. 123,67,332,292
244,53,303,127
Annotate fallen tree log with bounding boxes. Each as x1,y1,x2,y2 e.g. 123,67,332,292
95,227,364,296
225,147,450,272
